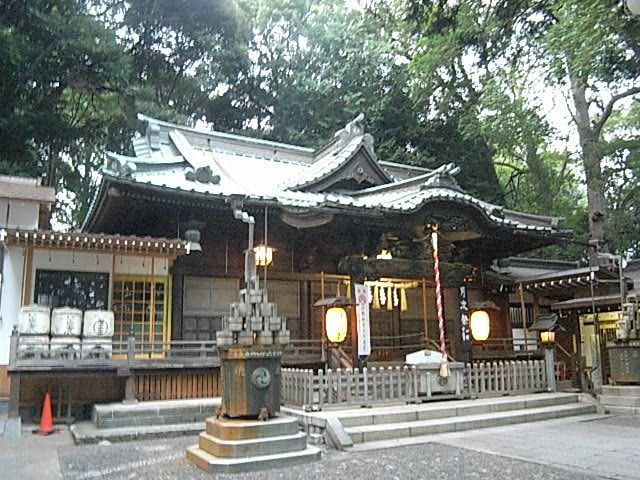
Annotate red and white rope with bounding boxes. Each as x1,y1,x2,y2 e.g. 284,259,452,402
431,230,447,359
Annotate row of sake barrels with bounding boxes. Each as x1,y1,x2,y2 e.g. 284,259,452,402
18,336,113,358
18,305,114,337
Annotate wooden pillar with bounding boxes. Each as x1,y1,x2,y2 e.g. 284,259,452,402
422,278,429,347
7,330,20,418
519,283,528,352
7,373,20,418
20,245,33,306
171,274,183,340
350,306,358,369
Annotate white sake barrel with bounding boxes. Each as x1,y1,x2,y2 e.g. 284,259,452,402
83,310,114,337
81,338,112,358
18,305,51,335
17,335,49,355
51,307,83,336
49,336,81,356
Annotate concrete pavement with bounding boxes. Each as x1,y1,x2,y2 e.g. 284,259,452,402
0,412,638,479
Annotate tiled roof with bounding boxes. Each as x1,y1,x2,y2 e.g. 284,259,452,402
83,114,566,236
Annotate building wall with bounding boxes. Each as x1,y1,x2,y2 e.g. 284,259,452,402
0,199,40,230
1,249,171,367
0,248,25,395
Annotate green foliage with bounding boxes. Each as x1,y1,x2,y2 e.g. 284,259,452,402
2,0,639,263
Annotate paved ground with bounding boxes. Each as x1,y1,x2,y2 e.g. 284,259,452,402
1,413,638,480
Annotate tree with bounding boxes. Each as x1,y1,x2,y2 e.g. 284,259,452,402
0,0,131,226
403,0,640,260
540,0,640,260
96,0,251,127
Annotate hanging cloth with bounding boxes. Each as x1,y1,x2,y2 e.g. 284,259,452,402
372,285,380,310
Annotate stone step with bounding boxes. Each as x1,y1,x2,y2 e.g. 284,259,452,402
599,395,640,408
604,405,640,415
206,415,299,440
337,393,580,428
186,445,321,474
93,398,220,429
345,403,596,444
71,420,203,444
601,385,640,397
198,431,307,458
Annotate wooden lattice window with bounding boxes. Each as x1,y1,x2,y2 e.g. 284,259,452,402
112,276,170,354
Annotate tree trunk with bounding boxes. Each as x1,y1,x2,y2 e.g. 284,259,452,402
570,75,607,263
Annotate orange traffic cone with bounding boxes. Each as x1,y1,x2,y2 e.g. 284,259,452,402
34,392,57,435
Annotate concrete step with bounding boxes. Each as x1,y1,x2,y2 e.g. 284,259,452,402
186,444,321,474
198,431,307,458
337,393,580,428
93,398,220,429
71,420,203,444
345,403,596,444
601,385,640,397
599,394,640,408
604,405,640,415
205,415,300,441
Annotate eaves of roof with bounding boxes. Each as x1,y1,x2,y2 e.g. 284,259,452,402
85,173,568,238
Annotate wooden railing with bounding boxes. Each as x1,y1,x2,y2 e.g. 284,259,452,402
465,360,548,396
282,366,419,410
282,358,550,409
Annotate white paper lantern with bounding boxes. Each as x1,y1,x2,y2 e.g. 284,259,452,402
325,307,348,343
470,310,490,341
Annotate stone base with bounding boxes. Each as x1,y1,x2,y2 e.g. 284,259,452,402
186,415,320,474
186,444,321,474
3,417,22,439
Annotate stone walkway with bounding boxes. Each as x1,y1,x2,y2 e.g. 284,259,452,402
1,411,639,479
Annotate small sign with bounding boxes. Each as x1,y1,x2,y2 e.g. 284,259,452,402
459,285,471,351
355,283,371,356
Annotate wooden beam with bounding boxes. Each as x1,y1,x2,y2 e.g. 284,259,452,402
422,278,429,347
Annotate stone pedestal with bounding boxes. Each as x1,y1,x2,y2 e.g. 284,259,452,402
186,416,320,473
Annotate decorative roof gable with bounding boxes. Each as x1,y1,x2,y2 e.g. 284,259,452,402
283,114,393,192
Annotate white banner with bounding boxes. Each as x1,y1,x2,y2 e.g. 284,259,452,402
355,283,371,356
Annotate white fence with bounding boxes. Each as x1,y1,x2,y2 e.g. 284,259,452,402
465,359,548,396
282,366,419,410
282,359,549,410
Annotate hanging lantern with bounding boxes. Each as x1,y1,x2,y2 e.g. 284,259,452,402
325,307,348,343
470,310,490,341
540,330,556,344
253,245,273,266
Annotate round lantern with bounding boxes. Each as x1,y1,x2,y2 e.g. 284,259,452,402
325,307,348,343
470,310,490,341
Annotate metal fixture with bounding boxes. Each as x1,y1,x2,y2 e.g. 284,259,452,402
184,229,202,254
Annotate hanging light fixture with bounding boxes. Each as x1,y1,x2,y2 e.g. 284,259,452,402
376,249,392,260
184,229,202,254
540,330,556,345
470,309,490,341
325,307,348,343
253,245,273,266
